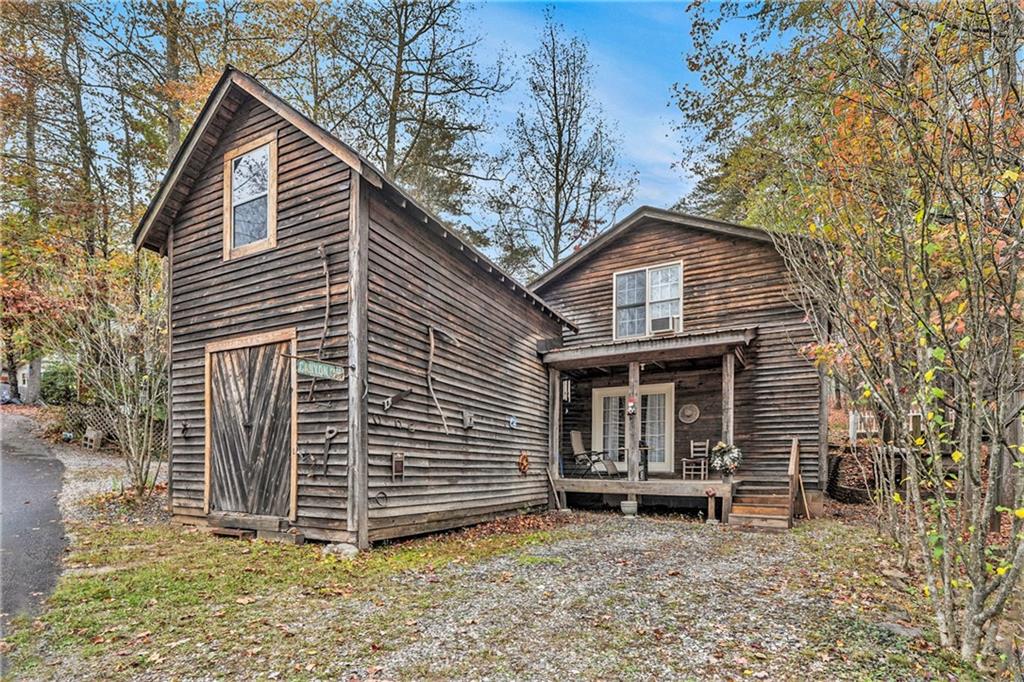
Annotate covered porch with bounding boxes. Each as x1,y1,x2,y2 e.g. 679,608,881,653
544,327,758,522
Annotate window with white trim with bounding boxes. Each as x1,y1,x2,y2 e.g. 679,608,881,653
613,261,682,339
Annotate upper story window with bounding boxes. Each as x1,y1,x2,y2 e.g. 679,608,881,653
223,132,277,260
613,261,682,339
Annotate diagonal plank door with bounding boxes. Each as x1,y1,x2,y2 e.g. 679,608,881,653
209,340,292,517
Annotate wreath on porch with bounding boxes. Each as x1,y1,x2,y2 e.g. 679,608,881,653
710,441,742,476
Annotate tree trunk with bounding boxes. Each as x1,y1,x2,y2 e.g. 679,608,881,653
24,77,40,226
163,0,184,165
4,342,20,402
58,5,96,257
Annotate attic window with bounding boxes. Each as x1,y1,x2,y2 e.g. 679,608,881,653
613,261,683,339
223,132,277,260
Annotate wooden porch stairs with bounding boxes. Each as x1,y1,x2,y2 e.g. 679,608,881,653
728,438,803,530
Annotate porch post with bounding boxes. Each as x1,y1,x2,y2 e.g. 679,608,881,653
547,367,565,509
626,362,641,490
722,352,735,446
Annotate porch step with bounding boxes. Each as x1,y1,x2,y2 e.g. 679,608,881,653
209,526,256,540
728,512,791,530
735,485,789,496
729,478,793,530
731,502,790,516
733,494,791,506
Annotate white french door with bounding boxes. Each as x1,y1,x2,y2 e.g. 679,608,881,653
591,383,675,474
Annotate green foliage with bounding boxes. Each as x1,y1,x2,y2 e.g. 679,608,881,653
39,363,76,405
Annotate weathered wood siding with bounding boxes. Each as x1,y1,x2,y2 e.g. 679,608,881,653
537,220,822,486
364,192,563,540
169,94,351,538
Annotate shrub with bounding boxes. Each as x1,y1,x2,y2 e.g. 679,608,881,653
40,363,77,405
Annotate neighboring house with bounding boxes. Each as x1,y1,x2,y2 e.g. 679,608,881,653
1,358,41,403
135,67,569,548
532,208,827,527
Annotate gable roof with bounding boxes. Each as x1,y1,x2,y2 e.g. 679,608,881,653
530,206,775,292
135,66,574,330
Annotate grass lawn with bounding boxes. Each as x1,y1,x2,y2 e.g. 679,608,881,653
1,510,991,680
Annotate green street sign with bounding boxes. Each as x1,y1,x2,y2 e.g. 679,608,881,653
296,358,346,382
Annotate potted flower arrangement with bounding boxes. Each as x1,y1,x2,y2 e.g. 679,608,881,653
710,441,742,480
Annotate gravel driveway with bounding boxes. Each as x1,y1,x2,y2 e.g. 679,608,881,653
360,515,904,681
7,508,952,680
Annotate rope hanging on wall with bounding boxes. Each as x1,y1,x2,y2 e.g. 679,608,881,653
426,325,459,435
307,243,331,402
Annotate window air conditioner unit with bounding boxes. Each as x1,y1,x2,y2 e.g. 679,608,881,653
650,316,679,334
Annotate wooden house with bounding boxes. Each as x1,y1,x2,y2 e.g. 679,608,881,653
134,67,570,548
533,208,828,528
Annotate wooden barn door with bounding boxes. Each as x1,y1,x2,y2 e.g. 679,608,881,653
206,332,295,518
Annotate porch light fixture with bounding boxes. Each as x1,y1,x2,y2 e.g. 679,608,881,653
561,377,572,403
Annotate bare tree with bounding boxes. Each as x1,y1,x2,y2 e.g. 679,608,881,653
325,0,510,217
485,9,635,279
41,255,168,496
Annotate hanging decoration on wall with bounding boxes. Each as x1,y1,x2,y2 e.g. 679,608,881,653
426,325,460,435
321,426,340,476
308,243,332,401
391,452,406,481
382,387,412,412
679,403,700,424
517,450,530,475
294,357,347,383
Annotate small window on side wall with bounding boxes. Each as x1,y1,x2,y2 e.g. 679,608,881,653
223,132,277,260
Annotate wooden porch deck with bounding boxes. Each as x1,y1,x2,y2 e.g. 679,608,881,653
553,477,733,522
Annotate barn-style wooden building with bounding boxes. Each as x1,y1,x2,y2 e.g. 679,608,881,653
135,67,569,548
138,67,826,546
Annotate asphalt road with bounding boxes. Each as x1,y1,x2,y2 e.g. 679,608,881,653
0,414,66,637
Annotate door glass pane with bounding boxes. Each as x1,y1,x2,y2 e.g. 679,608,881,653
641,393,667,464
602,395,625,461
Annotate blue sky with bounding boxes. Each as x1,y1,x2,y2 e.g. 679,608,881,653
468,2,699,218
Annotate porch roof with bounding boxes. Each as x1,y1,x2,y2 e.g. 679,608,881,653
541,326,758,371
